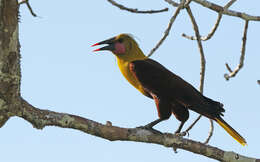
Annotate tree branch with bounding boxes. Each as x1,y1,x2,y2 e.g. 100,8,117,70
224,20,249,80
18,0,37,17
147,0,185,57
204,119,214,144
185,6,206,94
193,0,260,21
107,0,168,14
182,13,222,41
15,98,258,162
164,0,179,7
182,0,237,41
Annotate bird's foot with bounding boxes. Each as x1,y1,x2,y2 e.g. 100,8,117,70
174,131,189,137
136,126,163,135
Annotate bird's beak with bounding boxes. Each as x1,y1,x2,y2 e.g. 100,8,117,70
91,37,116,52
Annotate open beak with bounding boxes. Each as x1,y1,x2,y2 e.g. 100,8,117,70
91,37,115,52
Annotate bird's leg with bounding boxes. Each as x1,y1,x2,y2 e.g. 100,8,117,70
137,118,164,134
175,121,185,134
144,118,164,128
175,121,188,137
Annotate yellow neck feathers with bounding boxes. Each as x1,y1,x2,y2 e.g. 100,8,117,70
115,36,147,95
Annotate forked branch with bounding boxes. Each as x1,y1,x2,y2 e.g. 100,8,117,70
147,0,185,57
224,20,249,80
182,0,237,41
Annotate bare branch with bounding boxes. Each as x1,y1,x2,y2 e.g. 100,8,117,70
204,119,214,144
224,0,237,9
164,0,179,7
107,0,168,14
184,114,202,133
225,63,233,73
18,0,37,17
182,0,237,41
16,98,258,162
182,13,222,41
193,0,260,21
224,20,249,80
147,0,185,57
185,6,206,93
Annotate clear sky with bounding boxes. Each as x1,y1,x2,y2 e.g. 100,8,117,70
1,0,259,161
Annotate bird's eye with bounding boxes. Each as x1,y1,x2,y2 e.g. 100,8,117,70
118,38,123,43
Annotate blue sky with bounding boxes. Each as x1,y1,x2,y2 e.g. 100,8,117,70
1,0,259,161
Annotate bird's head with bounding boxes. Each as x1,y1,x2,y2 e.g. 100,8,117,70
92,33,146,60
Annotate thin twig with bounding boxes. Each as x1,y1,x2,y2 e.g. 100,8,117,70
204,119,214,144
147,0,185,57
225,63,233,73
193,0,260,21
224,0,237,9
224,20,249,80
182,0,237,41
164,0,179,7
185,6,206,93
107,0,168,14
185,115,202,133
19,0,37,17
183,5,206,132
182,13,222,41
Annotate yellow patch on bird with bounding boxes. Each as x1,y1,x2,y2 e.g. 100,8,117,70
117,58,146,95
114,34,149,96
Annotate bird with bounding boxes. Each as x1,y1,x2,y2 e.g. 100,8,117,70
92,33,247,146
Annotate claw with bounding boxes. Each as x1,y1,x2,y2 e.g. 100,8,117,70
175,131,189,137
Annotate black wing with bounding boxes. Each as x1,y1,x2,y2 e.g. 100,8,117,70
129,59,224,119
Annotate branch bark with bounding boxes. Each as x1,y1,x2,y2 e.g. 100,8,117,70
17,98,260,162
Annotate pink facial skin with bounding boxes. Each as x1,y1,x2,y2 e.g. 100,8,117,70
113,42,126,54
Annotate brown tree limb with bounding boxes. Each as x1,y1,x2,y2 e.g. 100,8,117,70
224,20,249,80
107,0,168,14
15,98,259,162
147,0,185,57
